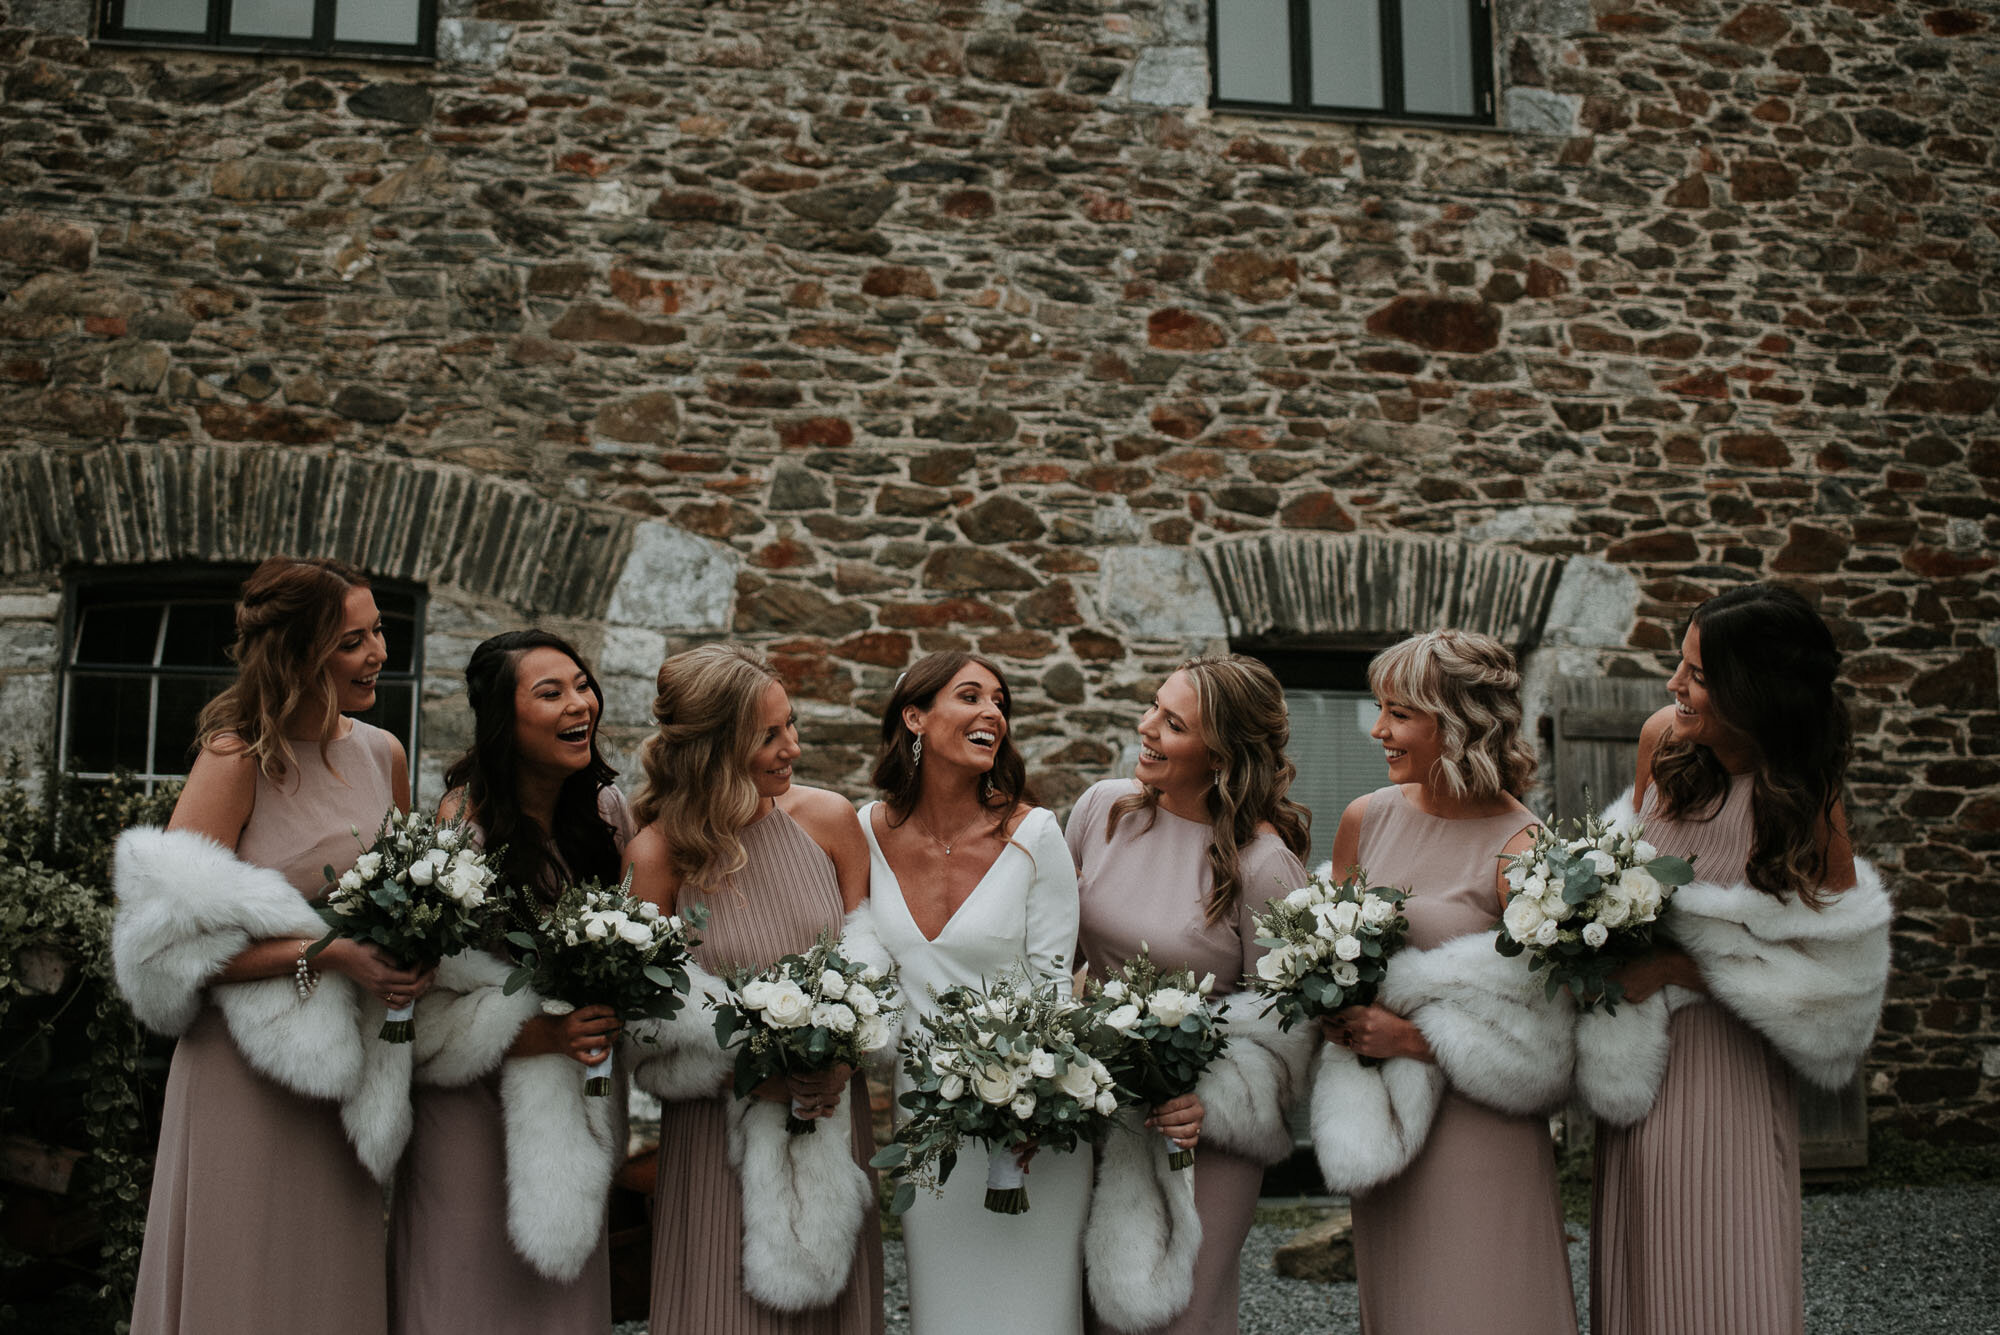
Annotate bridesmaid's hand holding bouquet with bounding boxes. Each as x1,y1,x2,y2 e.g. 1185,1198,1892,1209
1082,950,1227,1170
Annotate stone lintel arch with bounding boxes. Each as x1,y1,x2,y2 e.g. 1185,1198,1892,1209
0,444,736,629
1196,532,1567,649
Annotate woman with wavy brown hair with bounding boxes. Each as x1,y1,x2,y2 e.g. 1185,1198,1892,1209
116,556,429,1335
1583,584,1890,1335
622,643,883,1335
1065,654,1312,1335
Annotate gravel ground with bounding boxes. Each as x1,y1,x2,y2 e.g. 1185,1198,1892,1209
623,1183,1999,1335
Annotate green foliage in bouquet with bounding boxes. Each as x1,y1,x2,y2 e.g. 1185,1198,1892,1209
1081,949,1228,1170
1246,870,1411,1035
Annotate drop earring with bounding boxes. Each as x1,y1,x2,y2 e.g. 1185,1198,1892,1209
911,736,923,767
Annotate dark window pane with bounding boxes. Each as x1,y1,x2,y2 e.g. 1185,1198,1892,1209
65,675,153,774
1215,0,1295,103
159,602,239,669
74,605,163,666
380,610,418,674
351,682,416,756
153,676,230,775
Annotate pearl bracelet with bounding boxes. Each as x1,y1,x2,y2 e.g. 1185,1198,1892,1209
293,939,320,1001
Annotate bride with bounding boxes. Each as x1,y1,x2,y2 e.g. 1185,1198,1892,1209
852,651,1086,1333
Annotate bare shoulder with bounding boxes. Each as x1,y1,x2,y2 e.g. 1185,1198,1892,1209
436,787,469,824
779,783,863,829
167,742,260,846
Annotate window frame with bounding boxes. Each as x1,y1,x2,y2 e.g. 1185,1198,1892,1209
1208,0,1497,130
96,0,438,61
56,564,426,794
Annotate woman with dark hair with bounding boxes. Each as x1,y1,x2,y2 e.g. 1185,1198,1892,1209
846,651,1085,1334
389,630,635,1334
1582,584,1891,1335
1066,654,1313,1335
1310,629,1578,1335
115,556,428,1335
624,643,883,1335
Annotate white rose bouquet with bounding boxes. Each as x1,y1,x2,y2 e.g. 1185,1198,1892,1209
502,871,707,1094
712,933,901,1134
873,974,1119,1215
1494,807,1695,1012
311,808,502,1042
1244,870,1411,1057
1081,950,1227,1170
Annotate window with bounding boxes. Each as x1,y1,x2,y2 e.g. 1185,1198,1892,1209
1211,0,1494,126
98,0,435,58
59,568,424,792
1250,650,1388,872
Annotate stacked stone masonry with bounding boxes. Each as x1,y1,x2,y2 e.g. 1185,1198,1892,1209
0,0,1993,1141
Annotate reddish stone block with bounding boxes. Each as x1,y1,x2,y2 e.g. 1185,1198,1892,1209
979,629,1058,659
777,416,853,449
1885,379,1997,415
1904,548,1998,578
609,269,679,314
862,265,938,299
1772,523,1850,572
1157,450,1224,481
1720,3,1791,45
1924,8,1984,36
648,189,742,224
1718,432,1790,467
1571,323,1635,353
1280,491,1356,531
1365,295,1502,353
1068,629,1125,661
1150,400,1214,440
1204,252,1298,302
834,631,913,668
1641,332,1704,360
1148,308,1226,351
1606,530,1698,563
769,652,852,703
1730,159,1798,202
550,303,684,345
879,598,1009,628
940,190,996,219
1664,370,1730,399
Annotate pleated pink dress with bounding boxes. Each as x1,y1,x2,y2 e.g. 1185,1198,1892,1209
1590,773,1803,1335
131,721,401,1335
1349,785,1578,1335
1067,778,1308,1335
648,805,885,1335
389,786,637,1335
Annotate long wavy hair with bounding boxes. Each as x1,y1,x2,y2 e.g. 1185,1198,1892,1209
1651,583,1850,903
1107,655,1312,927
194,556,370,782
1368,630,1537,802
631,643,782,893
441,630,620,906
870,651,1031,838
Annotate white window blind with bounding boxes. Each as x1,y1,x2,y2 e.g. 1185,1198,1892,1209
1285,688,1387,873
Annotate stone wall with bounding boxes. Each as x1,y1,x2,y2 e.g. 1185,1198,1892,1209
0,0,1994,1139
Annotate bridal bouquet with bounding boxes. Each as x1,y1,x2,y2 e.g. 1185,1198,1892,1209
503,871,706,1094
1494,808,1695,1012
312,808,501,1041
1082,951,1227,1170
873,974,1118,1215
1245,870,1412,1039
712,935,900,1133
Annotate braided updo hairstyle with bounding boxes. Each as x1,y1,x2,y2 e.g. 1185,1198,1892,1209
1367,629,1536,801
194,555,370,781
631,643,782,893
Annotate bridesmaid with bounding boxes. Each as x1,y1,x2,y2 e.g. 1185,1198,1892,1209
390,630,635,1333
1067,654,1312,1335
1587,584,1890,1335
118,557,429,1335
855,651,1087,1335
1319,630,1577,1335
624,644,884,1335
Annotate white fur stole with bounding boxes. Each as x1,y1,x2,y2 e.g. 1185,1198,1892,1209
1085,1107,1202,1333
726,1089,876,1311
1195,990,1316,1164
836,899,904,1076
624,961,734,1101
1311,932,1574,1193
412,949,622,1282
1575,857,1892,1125
111,826,412,1180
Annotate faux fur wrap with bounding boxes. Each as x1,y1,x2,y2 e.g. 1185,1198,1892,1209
836,900,903,1076
1194,990,1317,1164
111,825,413,1180
1085,1107,1202,1333
624,962,734,1102
726,1089,876,1311
410,949,621,1282
1311,932,1574,1193
1575,856,1892,1126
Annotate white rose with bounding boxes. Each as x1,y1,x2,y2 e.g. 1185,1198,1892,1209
1009,1064,1034,1092
435,827,461,850
408,859,437,886
1148,988,1197,1027
1523,873,1550,899
1104,1004,1141,1031
617,919,652,946
1095,1090,1119,1116
636,901,661,921
1284,885,1315,906
1564,837,1590,855
740,979,775,1010
939,1072,966,1102
1595,894,1632,930
1254,948,1293,982
763,983,812,1028
1533,920,1562,948
818,969,848,1001
856,1015,891,1051
811,1001,857,1033
354,852,382,879
1029,1049,1057,1079
1634,839,1658,863
1090,1059,1114,1087
1056,1060,1096,1101
1360,896,1397,927
1618,866,1664,914
1102,979,1128,1001
972,1066,1014,1105
1010,1091,1037,1120
928,1045,960,1074
1331,961,1360,988
1325,901,1362,935
1584,849,1616,877
1333,934,1363,962
1197,972,1216,995
847,986,880,1016
583,915,612,942
1502,895,1547,944
1547,895,1575,923
859,966,885,984
337,870,363,893
1582,921,1610,949
563,928,579,946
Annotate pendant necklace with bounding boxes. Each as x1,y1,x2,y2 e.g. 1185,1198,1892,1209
915,808,982,856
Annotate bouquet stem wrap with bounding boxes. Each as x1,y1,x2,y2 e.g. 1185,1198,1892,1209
1162,1130,1191,1172
788,1096,816,1135
984,1143,1028,1214
583,1048,614,1098
382,999,416,1043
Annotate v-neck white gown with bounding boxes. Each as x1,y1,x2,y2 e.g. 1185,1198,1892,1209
860,802,1089,1335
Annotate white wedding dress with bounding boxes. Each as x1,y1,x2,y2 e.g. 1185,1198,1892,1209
861,802,1089,1335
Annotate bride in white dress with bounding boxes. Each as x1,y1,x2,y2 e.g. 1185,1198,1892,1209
857,651,1088,1335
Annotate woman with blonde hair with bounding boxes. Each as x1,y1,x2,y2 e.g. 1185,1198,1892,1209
1310,629,1578,1335
1066,653,1313,1335
623,643,883,1335
115,556,429,1335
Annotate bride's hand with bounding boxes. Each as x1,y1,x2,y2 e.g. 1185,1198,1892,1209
785,1065,854,1120
1326,1004,1432,1062
1146,1093,1203,1149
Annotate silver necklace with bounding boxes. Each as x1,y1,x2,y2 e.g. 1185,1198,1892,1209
914,808,982,856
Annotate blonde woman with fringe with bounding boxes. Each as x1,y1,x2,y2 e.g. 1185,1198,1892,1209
1065,654,1312,1335
622,644,883,1335
1310,630,1577,1335
116,556,428,1335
